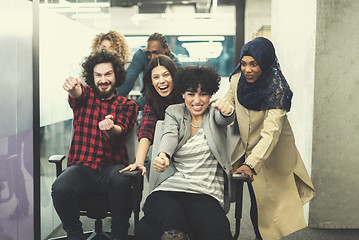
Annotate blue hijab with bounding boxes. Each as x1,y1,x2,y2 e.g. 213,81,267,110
230,37,293,112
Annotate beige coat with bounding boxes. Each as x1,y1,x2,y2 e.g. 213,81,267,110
225,73,315,240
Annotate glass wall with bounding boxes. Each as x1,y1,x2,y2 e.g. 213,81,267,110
0,0,34,239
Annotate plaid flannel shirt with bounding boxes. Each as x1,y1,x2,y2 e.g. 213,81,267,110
67,85,138,172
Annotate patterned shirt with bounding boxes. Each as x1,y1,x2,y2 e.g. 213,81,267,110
138,103,158,143
67,85,138,172
154,127,225,207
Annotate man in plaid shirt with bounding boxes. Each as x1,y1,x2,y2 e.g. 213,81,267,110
51,48,138,240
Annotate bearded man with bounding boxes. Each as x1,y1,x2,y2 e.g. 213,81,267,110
51,48,138,240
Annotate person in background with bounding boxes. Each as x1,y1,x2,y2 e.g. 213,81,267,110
51,48,138,240
225,37,315,240
135,66,235,240
117,32,182,110
120,55,182,175
92,30,131,64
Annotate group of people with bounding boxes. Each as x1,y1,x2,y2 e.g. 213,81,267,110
51,30,315,240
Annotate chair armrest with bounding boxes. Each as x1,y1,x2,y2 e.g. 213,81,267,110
49,155,66,163
48,155,66,177
122,169,141,177
122,168,144,225
231,173,250,182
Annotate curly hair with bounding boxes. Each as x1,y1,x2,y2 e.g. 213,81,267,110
92,30,131,62
82,48,126,89
147,32,169,53
142,55,182,120
174,66,220,96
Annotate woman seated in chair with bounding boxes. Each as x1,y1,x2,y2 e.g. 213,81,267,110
121,55,182,175
135,66,235,240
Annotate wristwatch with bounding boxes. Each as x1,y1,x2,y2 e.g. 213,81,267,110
243,162,256,174
159,152,171,159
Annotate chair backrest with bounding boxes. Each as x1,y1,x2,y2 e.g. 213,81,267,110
125,122,138,165
150,120,163,163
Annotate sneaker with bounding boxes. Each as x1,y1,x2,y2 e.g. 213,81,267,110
161,230,189,240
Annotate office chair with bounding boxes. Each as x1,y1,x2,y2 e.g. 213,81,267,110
48,123,143,240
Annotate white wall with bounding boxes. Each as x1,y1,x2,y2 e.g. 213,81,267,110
271,0,316,173
245,0,272,43
40,7,96,126
271,0,317,222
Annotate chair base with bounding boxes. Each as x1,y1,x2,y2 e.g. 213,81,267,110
48,233,135,240
84,230,110,240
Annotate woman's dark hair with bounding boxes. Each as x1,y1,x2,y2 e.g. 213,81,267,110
142,55,182,120
82,48,126,88
174,66,220,95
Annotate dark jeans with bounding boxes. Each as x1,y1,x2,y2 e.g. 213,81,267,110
248,183,263,240
51,164,132,239
135,191,232,240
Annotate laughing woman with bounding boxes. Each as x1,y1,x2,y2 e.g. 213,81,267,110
121,55,182,175
136,66,235,240
225,37,315,240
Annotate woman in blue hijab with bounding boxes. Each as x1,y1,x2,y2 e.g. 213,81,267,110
233,37,293,112
225,37,315,240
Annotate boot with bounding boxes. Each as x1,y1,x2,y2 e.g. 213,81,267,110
161,230,189,240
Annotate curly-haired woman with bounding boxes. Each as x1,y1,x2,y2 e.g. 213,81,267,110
92,30,131,63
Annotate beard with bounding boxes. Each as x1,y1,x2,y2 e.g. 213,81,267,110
94,83,115,99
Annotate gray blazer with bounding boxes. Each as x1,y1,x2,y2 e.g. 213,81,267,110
148,103,234,213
